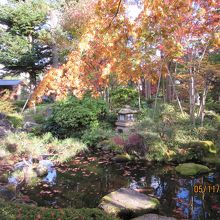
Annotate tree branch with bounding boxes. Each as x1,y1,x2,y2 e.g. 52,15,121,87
107,0,122,29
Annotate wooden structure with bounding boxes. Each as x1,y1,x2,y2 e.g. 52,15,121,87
115,105,138,133
0,80,23,100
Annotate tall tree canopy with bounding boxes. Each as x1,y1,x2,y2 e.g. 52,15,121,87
30,0,220,113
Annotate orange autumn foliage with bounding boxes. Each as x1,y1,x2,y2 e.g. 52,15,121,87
29,0,219,106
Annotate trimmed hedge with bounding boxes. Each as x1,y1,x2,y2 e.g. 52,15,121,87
0,200,118,220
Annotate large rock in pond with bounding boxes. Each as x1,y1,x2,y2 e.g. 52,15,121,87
132,214,176,220
175,163,210,176
99,188,160,218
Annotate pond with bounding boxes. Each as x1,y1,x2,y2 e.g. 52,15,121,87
21,150,220,220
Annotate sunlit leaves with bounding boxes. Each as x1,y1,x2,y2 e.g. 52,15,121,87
30,0,219,104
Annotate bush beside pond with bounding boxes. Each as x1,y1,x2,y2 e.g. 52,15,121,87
0,199,117,220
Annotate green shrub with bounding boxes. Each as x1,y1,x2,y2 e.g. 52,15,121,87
110,87,139,109
146,141,168,162
97,139,124,152
104,112,117,128
13,100,26,111
45,96,108,138
6,113,24,128
82,126,115,147
32,113,46,124
0,199,117,220
23,103,54,125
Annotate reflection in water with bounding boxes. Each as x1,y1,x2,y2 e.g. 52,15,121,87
176,187,190,218
21,152,220,220
43,168,57,185
8,176,19,185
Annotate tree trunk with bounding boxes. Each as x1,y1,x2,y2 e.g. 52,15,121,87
165,63,173,102
166,64,184,115
138,81,141,110
199,82,208,127
29,72,37,91
28,33,37,89
144,79,151,99
153,64,163,119
166,74,172,102
189,67,196,126
162,75,165,103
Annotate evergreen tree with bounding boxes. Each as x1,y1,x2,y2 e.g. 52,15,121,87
0,0,51,87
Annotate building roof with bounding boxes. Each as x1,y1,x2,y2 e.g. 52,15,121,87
0,80,21,86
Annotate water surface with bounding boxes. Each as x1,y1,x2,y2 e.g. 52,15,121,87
22,150,220,220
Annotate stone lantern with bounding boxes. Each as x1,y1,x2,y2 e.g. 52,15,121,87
115,105,138,133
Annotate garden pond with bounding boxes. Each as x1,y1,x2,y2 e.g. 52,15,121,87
7,150,220,219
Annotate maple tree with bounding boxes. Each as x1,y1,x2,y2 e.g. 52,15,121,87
29,0,220,126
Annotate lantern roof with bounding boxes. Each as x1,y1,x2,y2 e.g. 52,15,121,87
118,105,138,114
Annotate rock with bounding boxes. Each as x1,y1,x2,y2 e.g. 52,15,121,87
0,173,9,183
35,165,48,177
189,141,217,154
132,214,176,220
6,143,17,153
99,188,160,217
23,167,38,184
14,160,32,171
175,163,210,176
23,121,39,131
113,153,134,162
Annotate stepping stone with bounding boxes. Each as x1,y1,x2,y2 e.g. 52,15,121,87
99,188,160,217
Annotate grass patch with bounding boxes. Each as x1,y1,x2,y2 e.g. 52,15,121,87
0,132,87,163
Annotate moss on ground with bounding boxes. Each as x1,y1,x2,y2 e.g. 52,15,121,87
189,141,217,154
113,153,135,162
0,199,118,220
